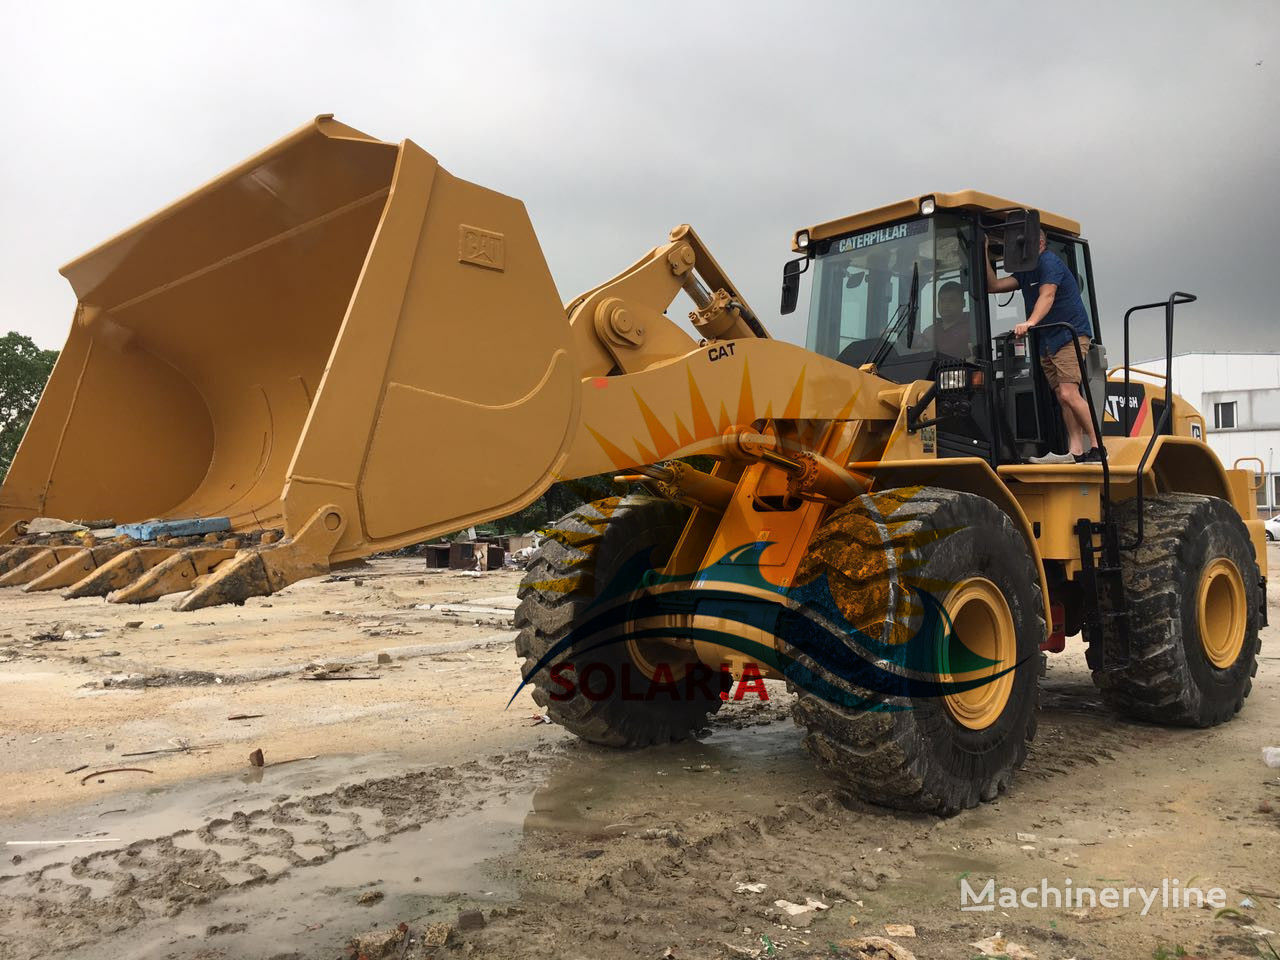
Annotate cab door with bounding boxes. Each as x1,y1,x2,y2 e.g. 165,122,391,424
931,214,999,462
985,230,1106,462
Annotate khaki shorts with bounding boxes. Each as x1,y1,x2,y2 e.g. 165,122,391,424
1040,336,1090,390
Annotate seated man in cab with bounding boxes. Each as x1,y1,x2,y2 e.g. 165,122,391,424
986,232,1101,464
918,281,972,359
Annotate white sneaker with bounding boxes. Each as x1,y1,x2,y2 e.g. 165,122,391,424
1029,451,1075,464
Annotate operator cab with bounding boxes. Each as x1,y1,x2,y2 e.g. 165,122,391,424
782,192,1108,466
801,213,977,383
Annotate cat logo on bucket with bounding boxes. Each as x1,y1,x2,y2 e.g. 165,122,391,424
458,224,505,271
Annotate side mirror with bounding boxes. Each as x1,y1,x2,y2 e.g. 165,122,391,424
780,257,809,315
1001,209,1041,273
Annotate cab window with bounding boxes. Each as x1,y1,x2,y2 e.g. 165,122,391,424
806,213,977,377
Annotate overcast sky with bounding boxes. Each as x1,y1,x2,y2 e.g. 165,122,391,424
2,1,1276,361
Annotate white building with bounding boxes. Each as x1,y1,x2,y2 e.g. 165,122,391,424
1136,352,1280,516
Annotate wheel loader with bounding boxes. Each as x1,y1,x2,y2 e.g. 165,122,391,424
0,116,1265,812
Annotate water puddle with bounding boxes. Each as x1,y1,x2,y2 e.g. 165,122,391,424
525,721,814,836
5,720,816,960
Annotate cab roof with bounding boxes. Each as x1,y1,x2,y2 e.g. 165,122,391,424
793,190,1082,252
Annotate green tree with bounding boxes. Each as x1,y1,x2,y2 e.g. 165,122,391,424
0,333,58,482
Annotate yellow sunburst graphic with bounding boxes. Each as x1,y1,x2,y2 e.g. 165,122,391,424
583,360,842,472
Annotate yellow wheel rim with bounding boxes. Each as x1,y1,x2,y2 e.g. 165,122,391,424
1197,557,1246,669
624,603,697,681
626,630,691,681
940,577,1017,730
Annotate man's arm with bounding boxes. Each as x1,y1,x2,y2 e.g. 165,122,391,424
1013,284,1057,337
984,236,1020,293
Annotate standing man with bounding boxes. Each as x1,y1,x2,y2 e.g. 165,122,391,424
986,231,1101,463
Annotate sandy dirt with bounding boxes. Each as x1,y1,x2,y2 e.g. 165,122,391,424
0,551,1278,960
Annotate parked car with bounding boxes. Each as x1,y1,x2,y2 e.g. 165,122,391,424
1266,516,1280,541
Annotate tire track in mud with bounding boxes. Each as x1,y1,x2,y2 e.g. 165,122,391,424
464,789,1102,960
0,681,1150,960
0,748,554,960
458,690,1157,960
1024,673,1142,778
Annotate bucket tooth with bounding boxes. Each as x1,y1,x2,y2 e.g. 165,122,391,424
176,505,344,611
63,547,177,599
0,547,84,587
24,542,131,592
107,546,238,604
173,544,309,611
0,548,54,586
0,546,45,577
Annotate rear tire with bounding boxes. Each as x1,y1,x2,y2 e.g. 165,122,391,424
1088,494,1261,727
514,496,726,747
780,487,1045,815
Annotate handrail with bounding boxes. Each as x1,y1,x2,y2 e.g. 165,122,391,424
1106,363,1167,383
1123,292,1197,548
1234,456,1265,492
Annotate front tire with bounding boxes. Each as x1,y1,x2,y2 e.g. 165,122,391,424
1089,494,1261,726
780,487,1045,815
514,496,726,747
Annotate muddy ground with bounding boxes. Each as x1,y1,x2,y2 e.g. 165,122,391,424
0,552,1278,960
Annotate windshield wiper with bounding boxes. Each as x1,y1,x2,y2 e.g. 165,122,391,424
868,262,919,369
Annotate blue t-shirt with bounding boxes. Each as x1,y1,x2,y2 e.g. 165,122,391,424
1013,250,1092,355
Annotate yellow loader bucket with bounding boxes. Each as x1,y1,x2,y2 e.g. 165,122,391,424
0,116,577,607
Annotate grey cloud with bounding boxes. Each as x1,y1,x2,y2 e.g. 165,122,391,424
2,1,1276,362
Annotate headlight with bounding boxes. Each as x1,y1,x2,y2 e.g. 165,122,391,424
796,230,810,250
920,197,936,216
938,368,966,391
